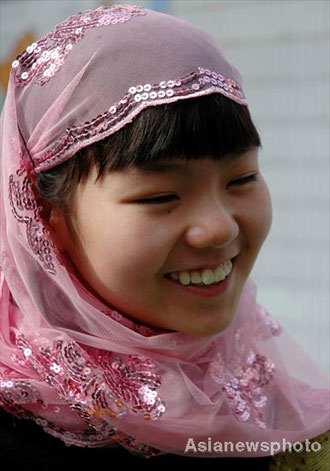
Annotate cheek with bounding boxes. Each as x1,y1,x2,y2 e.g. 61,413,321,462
78,209,170,277
252,180,273,244
238,180,273,248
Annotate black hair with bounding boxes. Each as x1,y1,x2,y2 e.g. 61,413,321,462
34,92,261,228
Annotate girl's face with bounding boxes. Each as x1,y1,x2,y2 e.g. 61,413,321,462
50,148,272,336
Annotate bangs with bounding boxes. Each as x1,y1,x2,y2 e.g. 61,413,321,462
35,92,262,215
75,92,262,181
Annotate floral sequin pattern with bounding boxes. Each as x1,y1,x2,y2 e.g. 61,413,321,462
8,168,58,275
11,5,147,87
34,67,245,172
0,371,43,409
87,348,166,421
255,305,282,340
209,329,275,429
0,371,163,456
15,335,165,428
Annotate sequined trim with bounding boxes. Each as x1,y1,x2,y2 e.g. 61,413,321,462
105,309,169,337
0,391,162,456
33,67,246,173
0,376,43,407
0,335,166,455
11,5,147,87
8,169,58,275
209,328,275,429
15,336,165,424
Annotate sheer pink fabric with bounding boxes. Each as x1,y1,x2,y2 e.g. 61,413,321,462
0,4,329,458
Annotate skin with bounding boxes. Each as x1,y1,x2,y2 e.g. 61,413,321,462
48,147,272,337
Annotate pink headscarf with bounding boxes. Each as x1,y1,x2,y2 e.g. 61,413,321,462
0,4,329,458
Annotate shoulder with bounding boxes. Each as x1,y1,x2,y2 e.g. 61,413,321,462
269,430,330,471
0,408,274,469
0,408,137,468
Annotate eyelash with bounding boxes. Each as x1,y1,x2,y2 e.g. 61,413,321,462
136,174,258,205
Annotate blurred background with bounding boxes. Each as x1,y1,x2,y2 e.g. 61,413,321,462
1,0,329,374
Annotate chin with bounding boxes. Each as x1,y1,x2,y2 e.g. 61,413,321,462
181,318,234,338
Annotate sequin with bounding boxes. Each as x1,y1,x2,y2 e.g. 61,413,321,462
30,64,245,173
11,5,147,87
23,348,32,357
110,312,123,321
15,335,166,424
0,369,162,455
209,328,275,429
50,362,61,373
1,335,166,455
255,305,282,339
0,375,43,409
8,172,60,275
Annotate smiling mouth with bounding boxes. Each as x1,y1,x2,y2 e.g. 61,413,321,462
164,255,237,288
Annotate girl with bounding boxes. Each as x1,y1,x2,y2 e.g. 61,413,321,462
0,4,328,469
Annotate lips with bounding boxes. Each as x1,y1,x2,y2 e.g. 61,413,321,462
163,258,236,297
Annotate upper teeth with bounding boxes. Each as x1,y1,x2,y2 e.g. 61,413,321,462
169,260,233,286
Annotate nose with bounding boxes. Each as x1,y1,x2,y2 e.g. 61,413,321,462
184,199,239,249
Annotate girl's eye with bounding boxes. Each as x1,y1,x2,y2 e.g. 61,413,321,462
135,174,258,204
135,194,179,205
229,173,258,187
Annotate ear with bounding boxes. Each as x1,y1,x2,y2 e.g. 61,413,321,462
48,207,70,252
29,175,72,253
